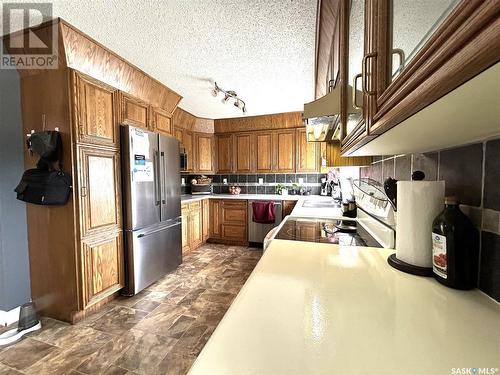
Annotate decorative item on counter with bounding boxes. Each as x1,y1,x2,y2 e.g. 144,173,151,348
288,183,299,195
432,196,479,289
193,175,212,185
229,186,241,195
276,184,287,195
191,178,198,185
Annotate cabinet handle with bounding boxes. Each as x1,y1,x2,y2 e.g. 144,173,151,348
362,52,377,96
352,73,362,109
392,49,405,76
81,186,87,197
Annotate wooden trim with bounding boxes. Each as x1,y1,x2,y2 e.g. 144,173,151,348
214,112,303,133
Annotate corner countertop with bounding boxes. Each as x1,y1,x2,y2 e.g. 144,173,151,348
188,239,500,375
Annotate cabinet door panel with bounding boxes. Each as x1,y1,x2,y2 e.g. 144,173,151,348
274,130,296,173
217,135,233,173
196,134,214,173
296,129,319,172
202,199,209,242
255,132,273,173
76,74,118,147
121,94,149,129
209,200,221,238
82,232,124,307
152,108,172,135
181,204,190,254
189,207,203,249
221,225,247,242
79,147,121,237
234,133,253,173
222,206,247,224
183,131,194,172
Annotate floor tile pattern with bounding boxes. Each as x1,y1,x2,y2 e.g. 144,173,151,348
0,244,262,375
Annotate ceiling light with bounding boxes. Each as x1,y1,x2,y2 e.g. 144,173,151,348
211,82,247,114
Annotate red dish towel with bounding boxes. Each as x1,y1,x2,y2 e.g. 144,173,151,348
252,201,275,224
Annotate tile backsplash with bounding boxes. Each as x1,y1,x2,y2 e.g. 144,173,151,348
360,138,500,302
182,173,324,195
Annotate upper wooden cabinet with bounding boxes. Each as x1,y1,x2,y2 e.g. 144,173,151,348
273,130,296,173
151,107,172,135
296,128,320,172
216,134,233,173
234,133,253,173
255,132,273,173
174,127,184,144
195,133,215,174
78,146,121,238
336,0,500,155
74,73,119,148
183,130,194,172
120,93,149,129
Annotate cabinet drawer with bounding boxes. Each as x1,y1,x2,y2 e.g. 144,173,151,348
222,206,247,224
221,224,247,242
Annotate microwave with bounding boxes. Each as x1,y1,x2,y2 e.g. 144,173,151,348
180,150,188,171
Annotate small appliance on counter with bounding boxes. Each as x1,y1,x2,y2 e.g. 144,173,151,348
190,176,213,195
388,177,445,276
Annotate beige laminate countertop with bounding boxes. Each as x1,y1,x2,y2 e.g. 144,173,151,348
180,194,332,204
189,239,500,375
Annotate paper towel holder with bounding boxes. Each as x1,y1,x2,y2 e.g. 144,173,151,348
387,254,433,276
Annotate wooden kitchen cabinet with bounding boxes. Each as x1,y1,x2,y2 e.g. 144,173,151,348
209,199,222,239
296,128,319,172
335,0,500,155
282,200,297,217
216,134,233,173
233,133,253,173
183,130,194,172
81,231,124,308
120,93,150,129
181,201,204,254
151,107,172,135
174,127,184,144
74,72,119,148
209,199,248,245
202,198,210,242
255,132,273,173
78,146,122,238
195,133,215,173
273,130,296,173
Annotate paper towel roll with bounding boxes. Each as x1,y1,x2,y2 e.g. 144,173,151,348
396,181,445,267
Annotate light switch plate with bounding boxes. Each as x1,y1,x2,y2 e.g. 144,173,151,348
298,178,304,184
223,178,228,184
258,178,264,185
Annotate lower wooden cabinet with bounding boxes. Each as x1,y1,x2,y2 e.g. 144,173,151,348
282,200,297,217
202,199,210,242
209,199,248,244
181,200,205,254
81,231,124,308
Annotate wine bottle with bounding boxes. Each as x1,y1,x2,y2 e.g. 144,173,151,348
431,197,479,289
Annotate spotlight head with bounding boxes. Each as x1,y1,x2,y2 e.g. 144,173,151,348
242,105,247,114
222,95,230,104
233,100,239,108
211,88,218,97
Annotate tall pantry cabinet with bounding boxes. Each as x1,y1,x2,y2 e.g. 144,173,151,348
21,69,125,323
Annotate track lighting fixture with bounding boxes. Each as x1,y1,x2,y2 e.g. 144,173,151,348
212,82,247,114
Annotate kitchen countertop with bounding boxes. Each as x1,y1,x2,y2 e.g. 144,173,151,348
180,194,334,204
189,239,500,375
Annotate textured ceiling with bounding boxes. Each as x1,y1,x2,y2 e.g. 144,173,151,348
6,0,317,119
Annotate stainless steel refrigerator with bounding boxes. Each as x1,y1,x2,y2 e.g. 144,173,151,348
121,125,182,295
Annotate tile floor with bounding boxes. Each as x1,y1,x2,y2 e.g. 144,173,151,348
0,244,262,375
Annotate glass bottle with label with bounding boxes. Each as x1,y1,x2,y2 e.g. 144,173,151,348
431,197,479,289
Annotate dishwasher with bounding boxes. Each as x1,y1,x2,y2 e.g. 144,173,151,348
248,200,283,244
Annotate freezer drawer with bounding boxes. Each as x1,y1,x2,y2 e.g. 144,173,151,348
124,219,182,295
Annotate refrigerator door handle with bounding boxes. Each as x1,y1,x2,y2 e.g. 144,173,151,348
153,150,161,206
136,221,182,238
160,151,167,205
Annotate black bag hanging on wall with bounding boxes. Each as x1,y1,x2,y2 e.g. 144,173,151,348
15,130,72,206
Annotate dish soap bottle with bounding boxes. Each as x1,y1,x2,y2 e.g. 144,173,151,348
431,197,479,289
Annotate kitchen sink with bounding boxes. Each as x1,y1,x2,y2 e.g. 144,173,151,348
301,200,340,208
